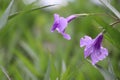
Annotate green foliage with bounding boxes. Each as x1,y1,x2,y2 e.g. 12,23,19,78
0,0,14,29
93,16,120,49
0,0,120,80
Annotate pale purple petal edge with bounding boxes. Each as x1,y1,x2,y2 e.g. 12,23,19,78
80,36,92,47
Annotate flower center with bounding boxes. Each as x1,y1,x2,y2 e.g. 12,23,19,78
94,34,103,49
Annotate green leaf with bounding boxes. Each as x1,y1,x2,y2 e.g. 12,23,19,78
0,0,14,30
95,64,116,80
93,16,120,49
99,0,120,19
107,58,115,77
17,60,38,80
44,56,58,80
10,66,23,80
44,61,50,80
61,66,71,80
19,41,39,62
14,50,40,77
0,66,11,80
8,4,56,20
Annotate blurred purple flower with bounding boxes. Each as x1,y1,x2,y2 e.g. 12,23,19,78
80,33,108,65
51,13,77,40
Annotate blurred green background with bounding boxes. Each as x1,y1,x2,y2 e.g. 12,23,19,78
0,0,120,80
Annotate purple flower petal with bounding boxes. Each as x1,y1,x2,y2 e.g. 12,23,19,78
80,33,108,65
94,33,103,49
51,13,78,40
91,51,100,65
66,15,77,23
54,14,60,22
80,36,92,47
98,47,108,60
84,46,93,58
62,33,71,40
56,17,67,32
91,47,108,65
51,14,60,32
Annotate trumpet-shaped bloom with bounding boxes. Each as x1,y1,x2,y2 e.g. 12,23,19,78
51,13,77,40
80,33,108,65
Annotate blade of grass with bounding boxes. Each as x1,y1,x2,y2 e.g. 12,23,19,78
93,16,120,49
107,58,115,77
8,4,56,19
0,0,14,30
99,0,120,19
14,50,40,77
87,59,116,80
17,60,38,80
44,61,50,80
10,65,23,80
95,64,116,80
19,41,39,62
0,66,11,80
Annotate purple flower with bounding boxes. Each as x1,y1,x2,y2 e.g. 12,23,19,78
80,33,108,65
51,13,78,40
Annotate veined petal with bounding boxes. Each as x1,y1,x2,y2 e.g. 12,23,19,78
80,36,92,47
91,47,108,65
101,47,108,56
98,47,108,60
80,33,108,65
90,51,100,65
84,46,93,58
